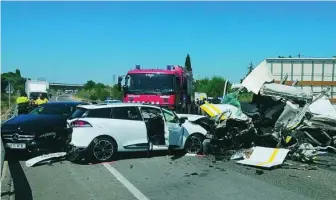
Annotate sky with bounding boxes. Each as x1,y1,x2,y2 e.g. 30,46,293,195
1,1,336,85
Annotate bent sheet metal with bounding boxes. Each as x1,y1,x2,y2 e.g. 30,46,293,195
236,146,290,168
26,152,67,167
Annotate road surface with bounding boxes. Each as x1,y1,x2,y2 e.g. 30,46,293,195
4,95,336,200
6,151,336,200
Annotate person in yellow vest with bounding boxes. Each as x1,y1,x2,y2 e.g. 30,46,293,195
16,92,29,105
16,92,30,114
35,93,49,105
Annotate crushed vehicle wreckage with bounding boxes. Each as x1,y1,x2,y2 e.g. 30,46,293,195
192,63,336,168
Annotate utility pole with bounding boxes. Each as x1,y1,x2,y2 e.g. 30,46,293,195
8,82,11,108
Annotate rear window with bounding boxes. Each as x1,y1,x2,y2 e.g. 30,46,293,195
86,108,112,118
69,107,88,119
30,104,71,116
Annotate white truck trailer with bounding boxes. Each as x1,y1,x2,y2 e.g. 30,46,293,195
25,80,49,100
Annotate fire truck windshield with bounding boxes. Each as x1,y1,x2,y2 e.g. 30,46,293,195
128,73,174,94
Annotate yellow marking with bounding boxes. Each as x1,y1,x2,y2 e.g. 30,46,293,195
220,115,227,120
208,104,222,115
285,136,292,143
256,148,279,166
200,105,216,117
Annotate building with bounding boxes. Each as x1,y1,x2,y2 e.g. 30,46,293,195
262,57,336,103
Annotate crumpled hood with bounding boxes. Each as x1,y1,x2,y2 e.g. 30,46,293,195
176,114,207,122
1,114,68,135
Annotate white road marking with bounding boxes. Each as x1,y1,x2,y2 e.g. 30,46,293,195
56,96,59,101
1,161,8,182
103,163,150,200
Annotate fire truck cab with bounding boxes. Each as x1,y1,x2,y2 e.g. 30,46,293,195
118,65,193,111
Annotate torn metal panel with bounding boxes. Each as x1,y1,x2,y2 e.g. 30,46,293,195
309,97,336,119
307,116,336,131
260,83,313,102
26,152,67,167
291,143,327,163
275,101,300,130
236,146,290,168
200,103,249,121
241,61,274,94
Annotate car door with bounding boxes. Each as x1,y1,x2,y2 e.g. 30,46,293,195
161,108,184,147
139,106,166,146
110,106,148,150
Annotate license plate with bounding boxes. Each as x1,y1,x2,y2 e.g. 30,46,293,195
6,143,26,149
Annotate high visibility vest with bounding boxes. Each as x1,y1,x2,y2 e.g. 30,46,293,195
16,96,29,104
35,98,48,105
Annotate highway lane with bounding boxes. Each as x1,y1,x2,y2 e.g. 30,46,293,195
54,95,75,102
8,152,336,200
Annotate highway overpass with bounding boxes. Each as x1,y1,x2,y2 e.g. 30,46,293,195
49,82,84,90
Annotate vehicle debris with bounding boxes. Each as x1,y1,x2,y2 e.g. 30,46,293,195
26,152,67,167
255,169,264,175
236,147,289,168
193,63,336,170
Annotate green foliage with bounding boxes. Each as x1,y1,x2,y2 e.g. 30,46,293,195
77,80,123,101
1,94,18,114
194,76,231,98
184,54,192,71
83,80,96,90
1,69,26,94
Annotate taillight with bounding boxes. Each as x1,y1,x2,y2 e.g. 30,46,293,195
70,120,92,128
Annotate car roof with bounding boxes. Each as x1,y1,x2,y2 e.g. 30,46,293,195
44,101,88,106
77,103,163,110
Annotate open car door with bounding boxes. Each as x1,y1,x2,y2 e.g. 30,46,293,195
161,108,184,148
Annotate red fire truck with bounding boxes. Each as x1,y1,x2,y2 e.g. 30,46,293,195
118,65,193,111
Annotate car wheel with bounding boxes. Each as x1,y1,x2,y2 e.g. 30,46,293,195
184,133,205,154
87,136,117,163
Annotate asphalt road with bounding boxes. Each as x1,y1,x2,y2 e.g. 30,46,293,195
5,95,336,200
6,152,336,200
54,95,76,102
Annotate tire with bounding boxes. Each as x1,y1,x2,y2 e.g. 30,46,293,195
86,136,117,163
184,133,205,154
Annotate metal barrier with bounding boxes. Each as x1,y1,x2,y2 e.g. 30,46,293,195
1,105,18,175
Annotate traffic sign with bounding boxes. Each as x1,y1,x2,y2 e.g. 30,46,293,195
5,83,14,94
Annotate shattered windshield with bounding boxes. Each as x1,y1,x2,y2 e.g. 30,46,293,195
128,73,174,93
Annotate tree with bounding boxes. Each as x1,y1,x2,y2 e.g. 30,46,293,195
84,80,96,90
184,54,192,71
15,69,21,77
246,62,254,76
194,76,228,97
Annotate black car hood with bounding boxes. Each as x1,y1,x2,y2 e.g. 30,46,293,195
1,114,68,135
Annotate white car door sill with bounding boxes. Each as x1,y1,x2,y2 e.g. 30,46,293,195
151,145,169,150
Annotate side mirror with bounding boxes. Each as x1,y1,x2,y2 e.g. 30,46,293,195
179,116,188,125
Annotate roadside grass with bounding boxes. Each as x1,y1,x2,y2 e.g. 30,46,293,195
1,94,17,116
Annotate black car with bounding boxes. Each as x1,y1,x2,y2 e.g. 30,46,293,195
1,101,88,154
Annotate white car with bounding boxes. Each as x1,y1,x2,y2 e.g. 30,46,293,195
104,99,122,104
67,103,208,162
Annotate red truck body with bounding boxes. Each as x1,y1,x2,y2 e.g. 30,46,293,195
119,65,193,111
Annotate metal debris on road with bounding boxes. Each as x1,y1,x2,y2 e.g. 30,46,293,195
255,169,264,175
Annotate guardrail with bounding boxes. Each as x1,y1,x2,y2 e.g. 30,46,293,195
1,105,18,175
